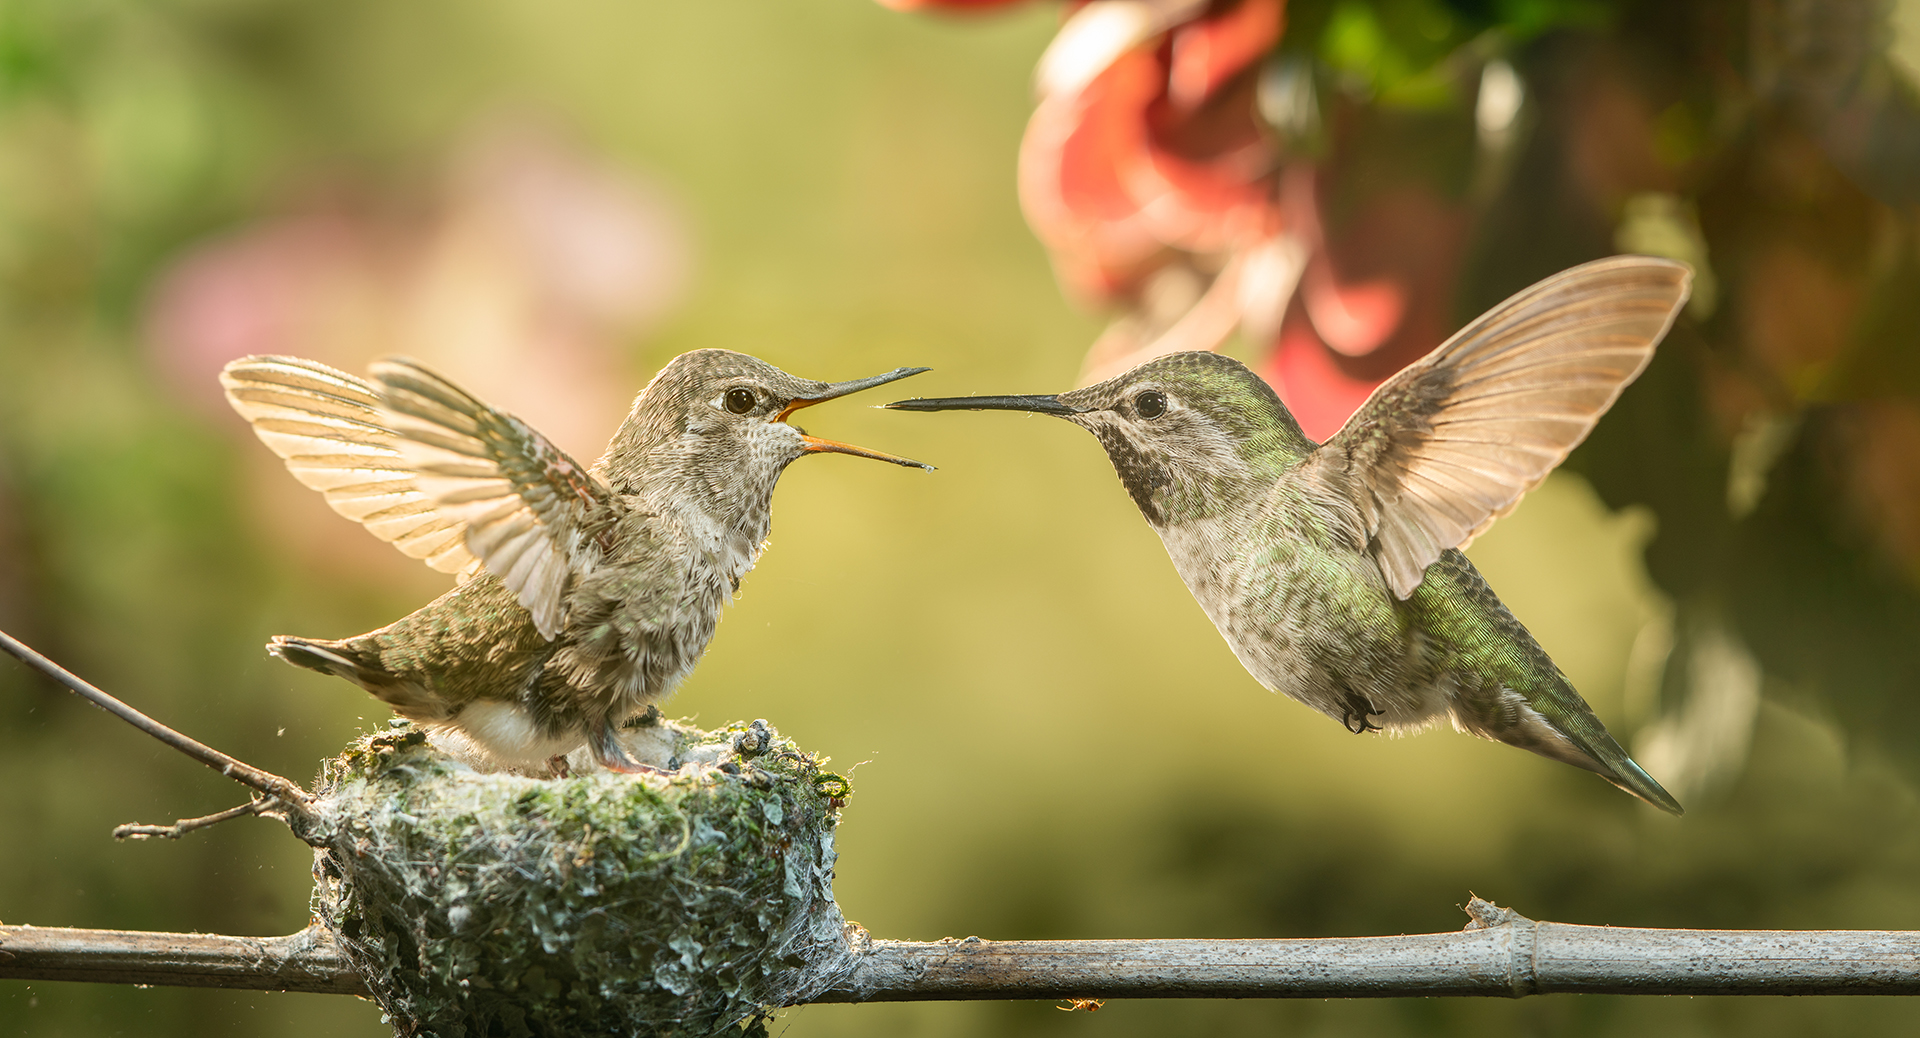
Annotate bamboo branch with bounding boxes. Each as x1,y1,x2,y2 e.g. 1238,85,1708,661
0,629,312,814
6,900,1920,999
822,898,1920,999
0,924,364,995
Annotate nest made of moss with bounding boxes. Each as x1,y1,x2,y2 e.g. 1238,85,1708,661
299,716,854,1038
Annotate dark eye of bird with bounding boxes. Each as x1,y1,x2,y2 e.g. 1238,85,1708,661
1135,390,1167,419
724,387,757,415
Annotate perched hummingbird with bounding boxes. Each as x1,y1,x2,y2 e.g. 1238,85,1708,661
222,349,928,773
890,256,1690,812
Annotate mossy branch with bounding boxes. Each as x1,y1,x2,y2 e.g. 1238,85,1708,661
7,899,1920,999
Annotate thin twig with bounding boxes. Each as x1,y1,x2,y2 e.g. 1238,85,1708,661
0,628,311,812
5,900,1920,999
113,798,274,841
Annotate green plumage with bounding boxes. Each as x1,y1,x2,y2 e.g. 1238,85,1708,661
890,257,1693,813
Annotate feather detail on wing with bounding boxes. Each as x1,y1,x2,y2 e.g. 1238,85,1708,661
1311,256,1691,600
219,356,480,576
371,357,613,640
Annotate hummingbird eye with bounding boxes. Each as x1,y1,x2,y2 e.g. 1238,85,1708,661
1134,390,1167,419
723,387,758,415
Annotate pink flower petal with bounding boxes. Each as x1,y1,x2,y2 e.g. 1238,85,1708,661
1167,0,1283,111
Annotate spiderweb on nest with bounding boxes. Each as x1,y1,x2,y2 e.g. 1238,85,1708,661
299,717,855,1038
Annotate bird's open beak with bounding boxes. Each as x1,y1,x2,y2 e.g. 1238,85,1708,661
781,367,935,471
883,393,1083,417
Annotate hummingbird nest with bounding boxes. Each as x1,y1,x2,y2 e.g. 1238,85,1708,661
300,716,855,1038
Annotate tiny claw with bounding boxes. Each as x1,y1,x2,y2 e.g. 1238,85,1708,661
620,704,664,730
589,717,667,774
1340,691,1386,734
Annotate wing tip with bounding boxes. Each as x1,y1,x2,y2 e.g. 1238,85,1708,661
219,353,365,387
370,355,467,401
1566,253,1693,312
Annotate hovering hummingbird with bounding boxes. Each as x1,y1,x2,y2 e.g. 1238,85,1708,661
890,256,1690,812
222,349,929,774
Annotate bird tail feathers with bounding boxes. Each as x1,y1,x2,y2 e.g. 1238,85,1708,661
1454,685,1684,815
268,636,451,722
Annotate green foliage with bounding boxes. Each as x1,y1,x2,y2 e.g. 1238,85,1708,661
1297,0,1611,107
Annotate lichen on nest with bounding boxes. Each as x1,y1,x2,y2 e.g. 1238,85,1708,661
299,716,854,1038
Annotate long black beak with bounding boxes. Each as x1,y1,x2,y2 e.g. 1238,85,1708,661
781,367,931,418
883,393,1082,416
782,367,935,471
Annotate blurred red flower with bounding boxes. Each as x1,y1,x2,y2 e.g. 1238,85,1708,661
888,0,1451,441
876,0,1032,8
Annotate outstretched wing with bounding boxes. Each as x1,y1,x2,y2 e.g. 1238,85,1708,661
1308,256,1691,600
220,356,478,576
371,357,615,640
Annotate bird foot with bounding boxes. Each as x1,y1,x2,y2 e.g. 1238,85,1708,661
620,705,664,730
1340,692,1386,734
589,718,670,775
546,755,571,779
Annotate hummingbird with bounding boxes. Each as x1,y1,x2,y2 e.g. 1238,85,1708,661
221,349,929,774
890,256,1690,812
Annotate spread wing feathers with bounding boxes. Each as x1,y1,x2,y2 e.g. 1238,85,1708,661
219,356,479,576
370,357,613,640
1315,256,1691,600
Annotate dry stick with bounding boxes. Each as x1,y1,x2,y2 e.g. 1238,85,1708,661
112,799,274,841
5,900,1920,999
0,629,312,817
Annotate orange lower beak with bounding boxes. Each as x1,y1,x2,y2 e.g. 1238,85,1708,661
799,434,933,470
780,366,934,470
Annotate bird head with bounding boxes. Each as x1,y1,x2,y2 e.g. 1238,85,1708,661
888,352,1311,526
599,349,929,526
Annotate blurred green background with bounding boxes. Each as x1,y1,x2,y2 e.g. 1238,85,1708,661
4,1,1920,1036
